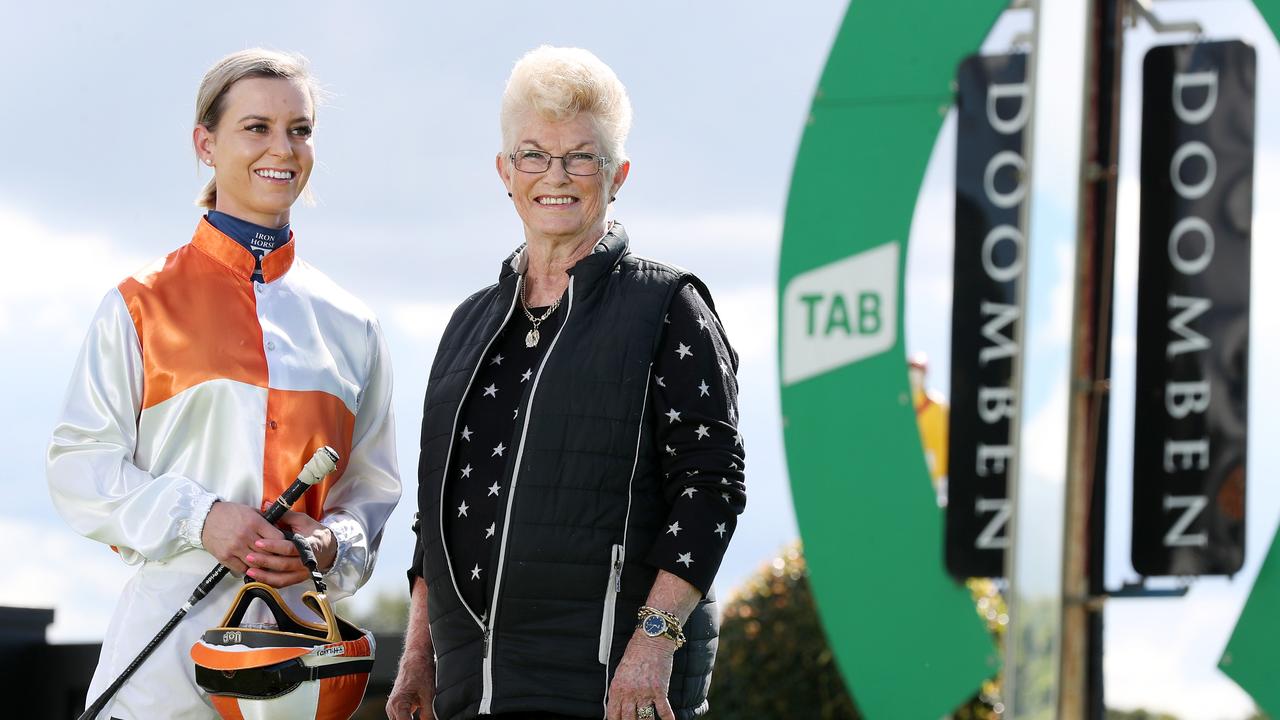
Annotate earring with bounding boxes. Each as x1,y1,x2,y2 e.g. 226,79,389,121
205,158,213,166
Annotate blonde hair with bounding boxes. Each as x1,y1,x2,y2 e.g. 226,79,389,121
193,48,321,209
500,46,633,169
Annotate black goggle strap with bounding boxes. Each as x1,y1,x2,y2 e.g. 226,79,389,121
285,656,373,683
285,531,328,595
196,656,374,699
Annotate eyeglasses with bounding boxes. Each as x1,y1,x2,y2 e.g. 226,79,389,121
509,150,611,177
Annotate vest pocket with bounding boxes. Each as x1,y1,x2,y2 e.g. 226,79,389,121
598,543,625,664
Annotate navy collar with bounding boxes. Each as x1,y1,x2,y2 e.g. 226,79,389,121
206,211,289,281
499,222,628,296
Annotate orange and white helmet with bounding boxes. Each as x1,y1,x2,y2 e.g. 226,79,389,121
191,579,374,720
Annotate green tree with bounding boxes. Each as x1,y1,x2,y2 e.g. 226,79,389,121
704,541,1002,720
337,589,410,634
704,542,860,720
1104,710,1181,720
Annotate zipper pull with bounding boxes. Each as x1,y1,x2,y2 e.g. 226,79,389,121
482,627,491,658
614,557,624,593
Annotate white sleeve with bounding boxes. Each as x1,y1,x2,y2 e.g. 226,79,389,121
46,289,219,565
319,317,402,600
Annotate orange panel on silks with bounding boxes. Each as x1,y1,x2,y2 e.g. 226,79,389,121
116,220,365,517
118,224,277,409
263,389,354,517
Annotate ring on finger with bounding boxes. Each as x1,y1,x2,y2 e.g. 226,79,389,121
637,705,656,719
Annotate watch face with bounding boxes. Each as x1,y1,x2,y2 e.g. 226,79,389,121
642,614,666,636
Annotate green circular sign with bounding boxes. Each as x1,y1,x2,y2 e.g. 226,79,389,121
778,2,1021,717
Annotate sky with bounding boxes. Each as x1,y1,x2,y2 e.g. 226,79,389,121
0,0,840,638
0,1,1274,718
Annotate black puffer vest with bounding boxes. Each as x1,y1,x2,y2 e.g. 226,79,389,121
416,224,721,720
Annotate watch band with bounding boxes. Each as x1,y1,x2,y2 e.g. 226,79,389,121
637,605,686,648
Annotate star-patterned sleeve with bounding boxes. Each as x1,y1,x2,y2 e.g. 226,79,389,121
408,511,423,592
645,282,746,594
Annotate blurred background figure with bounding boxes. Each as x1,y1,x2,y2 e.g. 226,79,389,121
909,352,949,507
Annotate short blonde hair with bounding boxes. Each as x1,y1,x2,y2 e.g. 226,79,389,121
500,46,633,167
193,49,321,209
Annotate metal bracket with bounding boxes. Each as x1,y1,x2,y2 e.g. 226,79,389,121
1084,162,1118,183
1104,578,1192,600
1129,0,1204,35
1007,0,1034,47
1066,579,1191,612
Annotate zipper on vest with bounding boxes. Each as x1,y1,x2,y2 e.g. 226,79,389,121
479,277,575,715
439,286,520,639
602,363,652,711
599,543,625,665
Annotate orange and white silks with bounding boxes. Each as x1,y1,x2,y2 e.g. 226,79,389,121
47,219,401,720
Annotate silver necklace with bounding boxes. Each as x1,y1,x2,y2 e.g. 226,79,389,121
519,276,560,348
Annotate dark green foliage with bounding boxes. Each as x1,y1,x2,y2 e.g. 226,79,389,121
704,542,861,720
704,542,1003,720
1104,710,1181,720
337,591,410,634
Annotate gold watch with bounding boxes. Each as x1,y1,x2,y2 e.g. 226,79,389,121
636,606,686,648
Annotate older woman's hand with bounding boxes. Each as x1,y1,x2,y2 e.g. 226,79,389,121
607,632,677,720
386,653,435,720
389,577,436,720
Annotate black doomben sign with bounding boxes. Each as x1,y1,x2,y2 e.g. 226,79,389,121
1133,41,1253,577
947,53,1028,580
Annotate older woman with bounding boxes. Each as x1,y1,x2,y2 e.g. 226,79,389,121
389,46,746,720
47,49,400,719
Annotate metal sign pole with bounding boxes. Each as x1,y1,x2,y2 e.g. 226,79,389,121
1061,0,1125,716
1003,0,1095,715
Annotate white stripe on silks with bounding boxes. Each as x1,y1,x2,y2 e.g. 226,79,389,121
235,680,321,720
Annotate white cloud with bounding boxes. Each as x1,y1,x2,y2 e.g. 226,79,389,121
1021,371,1069,487
711,284,775,365
905,109,958,397
621,211,782,291
0,206,143,345
1106,587,1256,719
387,301,455,347
0,516,131,642
1031,243,1079,349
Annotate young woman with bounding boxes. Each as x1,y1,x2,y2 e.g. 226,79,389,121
47,49,401,719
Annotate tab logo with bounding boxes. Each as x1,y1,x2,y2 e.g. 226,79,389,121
782,241,899,386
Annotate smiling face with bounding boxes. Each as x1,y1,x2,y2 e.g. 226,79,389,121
193,76,314,228
497,112,629,249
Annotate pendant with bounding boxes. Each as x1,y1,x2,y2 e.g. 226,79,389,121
526,328,540,348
